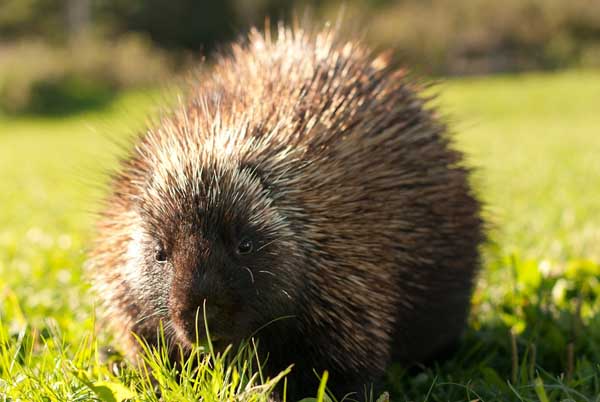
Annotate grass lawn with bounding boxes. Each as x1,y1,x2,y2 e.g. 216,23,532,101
0,70,599,401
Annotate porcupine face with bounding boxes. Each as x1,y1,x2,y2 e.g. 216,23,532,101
128,154,302,351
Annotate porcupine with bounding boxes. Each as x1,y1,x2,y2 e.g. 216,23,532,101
90,25,483,400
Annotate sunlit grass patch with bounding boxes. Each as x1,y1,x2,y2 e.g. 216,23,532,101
0,320,291,401
1,70,599,400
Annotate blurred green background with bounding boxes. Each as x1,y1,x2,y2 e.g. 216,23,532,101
1,0,600,115
1,1,600,400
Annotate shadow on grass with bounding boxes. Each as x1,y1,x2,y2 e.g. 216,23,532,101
386,256,600,401
1,75,118,117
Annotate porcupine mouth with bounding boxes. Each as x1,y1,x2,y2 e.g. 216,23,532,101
170,305,235,352
171,318,228,353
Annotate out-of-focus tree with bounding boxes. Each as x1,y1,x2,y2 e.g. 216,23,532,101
0,0,91,42
1,0,600,76
66,0,91,40
0,0,66,41
96,0,239,51
0,0,302,50
95,0,303,51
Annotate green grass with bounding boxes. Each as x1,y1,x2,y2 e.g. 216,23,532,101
1,70,599,401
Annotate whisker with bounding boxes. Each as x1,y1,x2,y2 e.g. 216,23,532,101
162,320,179,355
133,307,169,327
249,314,296,339
257,239,277,251
244,266,255,284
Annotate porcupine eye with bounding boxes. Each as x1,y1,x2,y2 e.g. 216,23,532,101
237,237,254,255
154,243,168,263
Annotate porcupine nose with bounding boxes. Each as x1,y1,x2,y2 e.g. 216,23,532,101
177,300,214,341
170,263,231,344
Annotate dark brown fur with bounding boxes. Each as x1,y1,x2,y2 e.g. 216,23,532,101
90,26,483,400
